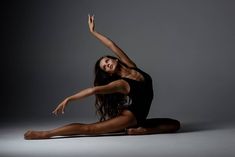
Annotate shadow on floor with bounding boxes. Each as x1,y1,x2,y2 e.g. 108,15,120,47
50,132,127,140
177,120,234,133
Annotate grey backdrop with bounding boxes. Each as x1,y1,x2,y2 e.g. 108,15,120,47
2,0,235,124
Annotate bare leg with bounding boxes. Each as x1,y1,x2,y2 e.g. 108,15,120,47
127,118,181,135
24,110,137,140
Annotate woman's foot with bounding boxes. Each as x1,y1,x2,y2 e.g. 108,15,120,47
127,127,148,135
24,130,51,140
127,123,181,135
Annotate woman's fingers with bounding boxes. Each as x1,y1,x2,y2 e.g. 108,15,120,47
52,106,61,116
88,14,92,23
52,110,57,116
88,14,94,23
52,104,66,116
52,98,68,116
62,105,65,114
88,14,91,24
92,16,94,24
52,108,59,116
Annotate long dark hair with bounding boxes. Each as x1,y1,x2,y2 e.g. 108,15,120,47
94,55,130,121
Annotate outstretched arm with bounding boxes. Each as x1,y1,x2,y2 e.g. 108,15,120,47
52,79,129,115
88,14,136,68
52,87,94,116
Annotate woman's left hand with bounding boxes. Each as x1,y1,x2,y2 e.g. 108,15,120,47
88,14,95,32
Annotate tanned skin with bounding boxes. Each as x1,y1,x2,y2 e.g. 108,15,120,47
24,15,180,140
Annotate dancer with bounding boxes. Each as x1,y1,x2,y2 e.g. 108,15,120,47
24,15,180,140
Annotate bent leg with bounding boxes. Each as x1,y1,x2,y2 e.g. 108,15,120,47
24,110,137,140
127,118,181,135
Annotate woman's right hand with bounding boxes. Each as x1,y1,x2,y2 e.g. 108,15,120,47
88,14,95,33
52,98,69,116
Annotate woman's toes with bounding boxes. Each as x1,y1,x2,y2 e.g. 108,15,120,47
127,127,147,135
24,130,32,139
126,128,135,135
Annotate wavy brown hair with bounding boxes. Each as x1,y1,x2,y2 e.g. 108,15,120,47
94,55,130,121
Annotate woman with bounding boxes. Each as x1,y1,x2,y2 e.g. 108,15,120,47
24,15,180,140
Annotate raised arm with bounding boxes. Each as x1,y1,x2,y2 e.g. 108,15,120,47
88,14,136,68
52,79,129,115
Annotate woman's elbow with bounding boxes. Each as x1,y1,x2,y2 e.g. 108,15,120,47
107,41,115,48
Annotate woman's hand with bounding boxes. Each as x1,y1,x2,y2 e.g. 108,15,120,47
88,14,95,33
52,98,69,116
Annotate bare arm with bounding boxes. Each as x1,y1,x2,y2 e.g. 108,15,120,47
68,79,128,101
93,79,129,95
67,88,94,101
88,14,136,68
52,88,94,116
52,79,129,115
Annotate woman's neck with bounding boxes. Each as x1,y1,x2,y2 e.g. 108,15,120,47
116,63,145,82
116,64,131,78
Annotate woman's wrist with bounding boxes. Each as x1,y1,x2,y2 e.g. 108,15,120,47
65,97,71,103
90,30,96,35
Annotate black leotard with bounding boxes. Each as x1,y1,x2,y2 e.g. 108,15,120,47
122,67,154,124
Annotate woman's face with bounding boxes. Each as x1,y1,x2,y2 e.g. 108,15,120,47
99,57,118,74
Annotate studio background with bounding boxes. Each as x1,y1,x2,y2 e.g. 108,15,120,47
2,0,235,124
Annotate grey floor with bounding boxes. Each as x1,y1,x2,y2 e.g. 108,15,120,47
1,120,235,157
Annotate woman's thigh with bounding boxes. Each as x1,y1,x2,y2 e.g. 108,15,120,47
86,110,137,134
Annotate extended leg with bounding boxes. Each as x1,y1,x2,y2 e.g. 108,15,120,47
127,118,181,135
24,110,137,140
